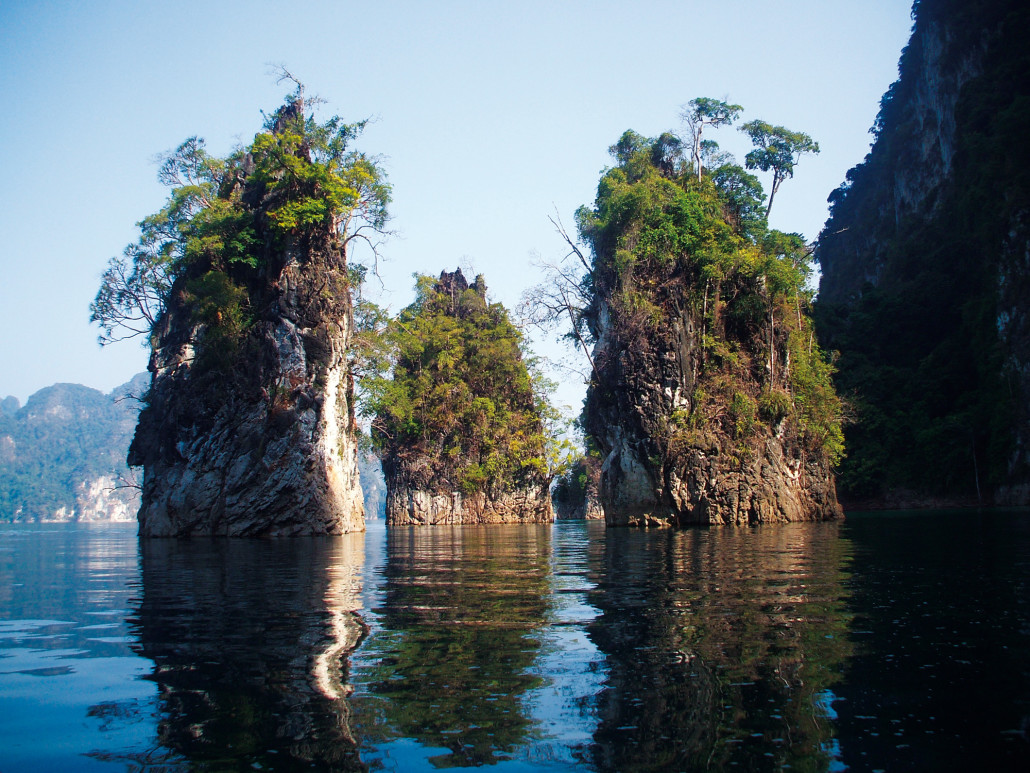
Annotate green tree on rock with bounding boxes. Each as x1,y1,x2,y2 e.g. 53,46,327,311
91,86,390,363
366,270,554,500
558,124,843,525
739,120,819,217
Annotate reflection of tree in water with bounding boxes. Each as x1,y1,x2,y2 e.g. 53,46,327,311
355,525,550,767
587,523,853,771
130,535,367,771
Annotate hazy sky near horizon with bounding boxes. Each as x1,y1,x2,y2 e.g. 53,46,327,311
0,0,913,405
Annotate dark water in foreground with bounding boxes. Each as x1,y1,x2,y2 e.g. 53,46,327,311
1,512,1028,771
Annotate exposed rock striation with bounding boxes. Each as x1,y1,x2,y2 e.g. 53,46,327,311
586,297,841,527
129,100,369,536
385,484,553,526
816,0,1030,506
130,301,364,536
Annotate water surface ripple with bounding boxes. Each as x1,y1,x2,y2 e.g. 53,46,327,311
0,512,1028,771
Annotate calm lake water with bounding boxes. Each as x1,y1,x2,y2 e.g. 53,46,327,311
1,512,1028,771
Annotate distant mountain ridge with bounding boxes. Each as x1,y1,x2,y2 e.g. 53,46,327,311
0,374,387,523
0,374,148,521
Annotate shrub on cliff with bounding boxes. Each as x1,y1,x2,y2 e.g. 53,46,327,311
91,81,390,373
365,270,554,497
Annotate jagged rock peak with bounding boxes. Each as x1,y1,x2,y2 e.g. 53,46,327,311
434,268,488,313
126,95,381,536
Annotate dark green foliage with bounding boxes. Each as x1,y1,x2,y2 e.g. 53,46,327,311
739,120,819,217
551,462,589,506
0,375,147,520
368,270,551,495
92,89,390,372
578,131,843,466
184,270,251,371
711,163,768,240
815,0,1030,502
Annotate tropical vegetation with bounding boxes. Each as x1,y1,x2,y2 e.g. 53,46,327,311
528,100,843,475
365,270,562,497
91,77,390,376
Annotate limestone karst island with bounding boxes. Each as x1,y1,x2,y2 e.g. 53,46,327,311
4,1,1030,770
59,0,1026,535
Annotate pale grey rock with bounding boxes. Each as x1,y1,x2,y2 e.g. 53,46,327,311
386,484,553,526
130,228,364,535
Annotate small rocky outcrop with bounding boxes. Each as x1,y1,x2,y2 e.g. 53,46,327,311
128,99,372,536
374,270,554,526
385,485,553,526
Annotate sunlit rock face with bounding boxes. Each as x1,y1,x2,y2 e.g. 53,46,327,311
74,475,138,522
128,130,364,536
586,298,841,528
130,298,364,536
385,485,553,526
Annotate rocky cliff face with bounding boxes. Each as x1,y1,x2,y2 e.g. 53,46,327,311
129,102,366,536
586,297,841,527
386,484,553,525
815,0,1030,505
130,237,364,536
818,2,992,307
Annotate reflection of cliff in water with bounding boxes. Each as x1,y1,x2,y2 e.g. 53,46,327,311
131,535,367,771
352,525,551,767
587,523,853,771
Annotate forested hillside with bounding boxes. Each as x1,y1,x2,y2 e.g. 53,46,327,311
0,374,147,520
815,0,1030,505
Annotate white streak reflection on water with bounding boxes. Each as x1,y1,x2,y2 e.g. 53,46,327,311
1,513,1029,771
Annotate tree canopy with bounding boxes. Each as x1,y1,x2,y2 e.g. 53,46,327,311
366,270,559,496
567,123,842,467
91,88,390,359
739,120,820,217
681,97,743,182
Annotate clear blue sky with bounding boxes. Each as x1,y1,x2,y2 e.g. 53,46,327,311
0,0,913,405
